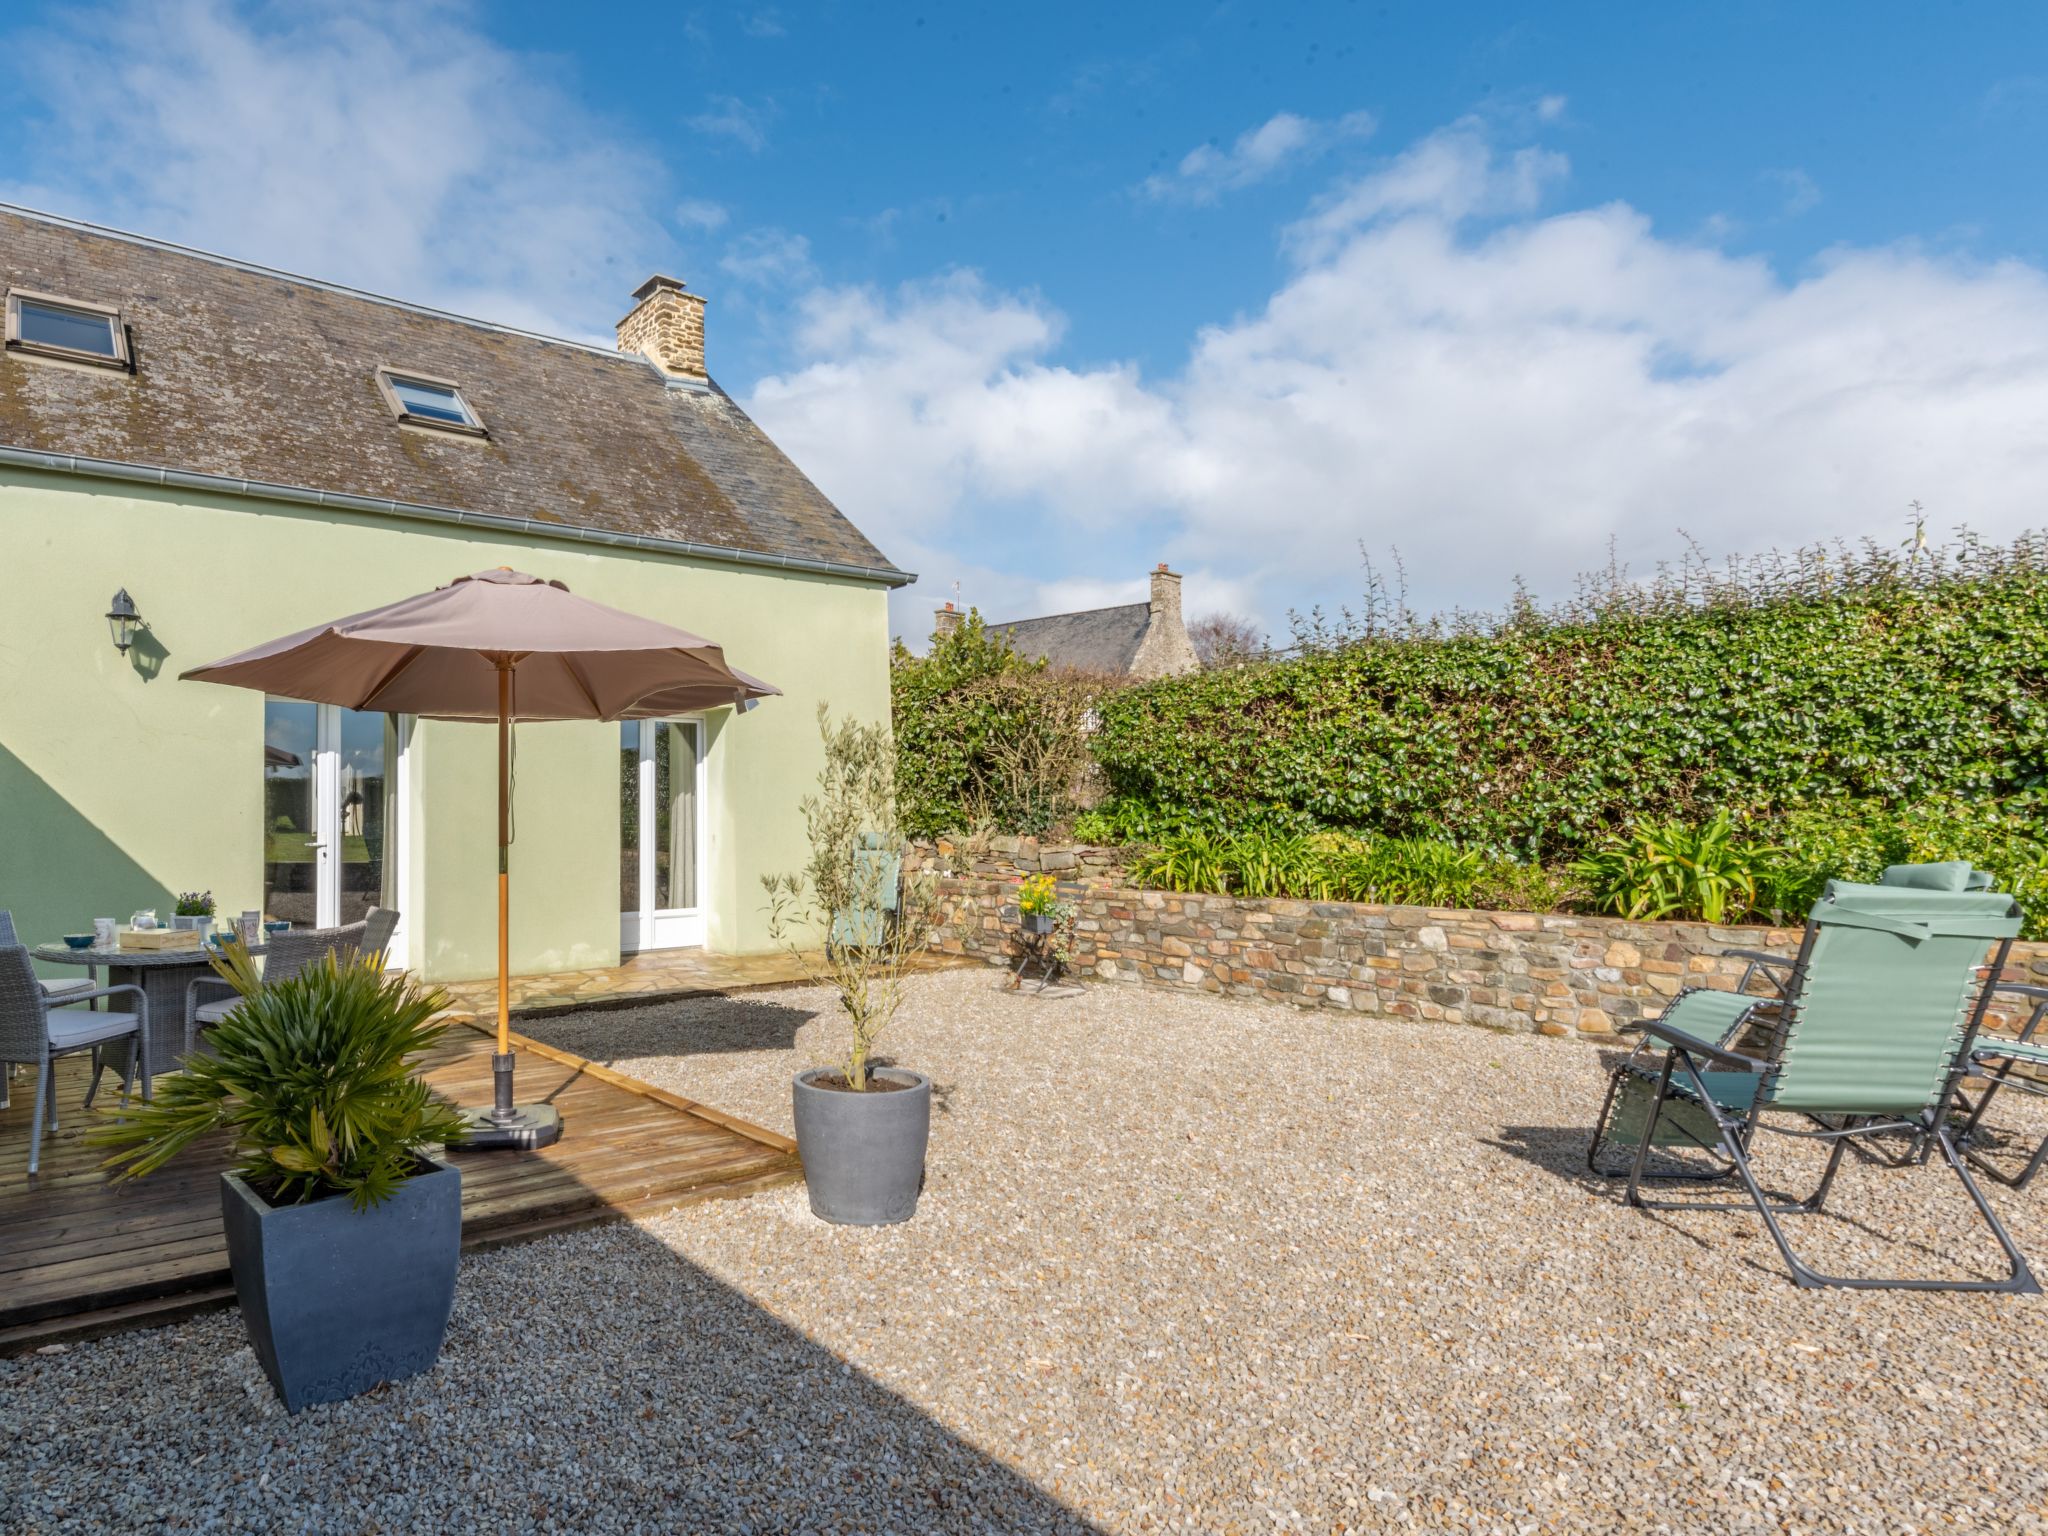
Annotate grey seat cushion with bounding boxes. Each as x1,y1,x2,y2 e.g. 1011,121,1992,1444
193,999,237,1025
47,1010,142,1049
39,975,95,997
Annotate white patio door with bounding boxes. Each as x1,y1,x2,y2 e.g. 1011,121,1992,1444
620,718,706,952
263,702,411,963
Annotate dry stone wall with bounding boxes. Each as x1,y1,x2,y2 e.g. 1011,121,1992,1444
917,843,2048,1041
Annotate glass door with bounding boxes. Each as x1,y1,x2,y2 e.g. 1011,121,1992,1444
264,702,407,955
620,718,705,951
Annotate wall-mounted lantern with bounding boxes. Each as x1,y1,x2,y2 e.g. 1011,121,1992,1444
106,588,141,654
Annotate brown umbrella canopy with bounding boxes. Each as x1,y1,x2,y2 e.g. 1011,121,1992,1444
184,568,778,719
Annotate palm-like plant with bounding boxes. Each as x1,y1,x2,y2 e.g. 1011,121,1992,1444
1572,811,1773,924
94,945,465,1210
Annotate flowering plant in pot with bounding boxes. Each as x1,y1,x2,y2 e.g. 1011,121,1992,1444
94,944,466,1412
171,890,216,932
765,707,940,1225
1016,873,1058,935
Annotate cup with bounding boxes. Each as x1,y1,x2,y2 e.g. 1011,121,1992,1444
93,917,116,948
239,911,261,945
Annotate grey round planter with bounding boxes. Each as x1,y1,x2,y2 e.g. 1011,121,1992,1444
791,1067,931,1226
219,1153,462,1413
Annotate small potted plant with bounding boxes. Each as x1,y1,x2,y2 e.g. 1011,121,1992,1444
94,944,467,1412
1017,873,1057,935
766,707,940,1226
171,890,216,932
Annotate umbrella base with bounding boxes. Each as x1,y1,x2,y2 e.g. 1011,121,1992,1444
454,1104,563,1151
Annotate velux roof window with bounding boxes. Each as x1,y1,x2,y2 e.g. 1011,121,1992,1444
375,367,487,436
5,289,130,369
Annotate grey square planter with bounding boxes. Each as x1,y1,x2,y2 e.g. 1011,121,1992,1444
220,1154,462,1413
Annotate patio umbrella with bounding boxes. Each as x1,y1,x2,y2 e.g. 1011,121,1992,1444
182,568,779,1149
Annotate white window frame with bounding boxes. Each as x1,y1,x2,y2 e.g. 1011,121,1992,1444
621,717,707,953
302,708,412,958
374,365,487,437
5,288,130,370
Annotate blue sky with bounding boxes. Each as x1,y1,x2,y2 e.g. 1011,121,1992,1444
6,1,2048,641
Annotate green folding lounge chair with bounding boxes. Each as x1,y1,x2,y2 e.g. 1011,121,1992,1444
1586,879,2038,1293
1951,983,2048,1190
828,832,900,953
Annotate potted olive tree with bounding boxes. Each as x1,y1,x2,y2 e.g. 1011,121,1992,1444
95,945,467,1412
765,707,939,1225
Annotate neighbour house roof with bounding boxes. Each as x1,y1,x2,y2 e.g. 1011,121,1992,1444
0,205,911,586
988,603,1153,675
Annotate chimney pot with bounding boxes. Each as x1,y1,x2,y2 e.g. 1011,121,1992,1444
618,274,708,380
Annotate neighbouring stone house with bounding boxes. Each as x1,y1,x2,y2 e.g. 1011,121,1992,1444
0,204,911,982
935,563,1201,679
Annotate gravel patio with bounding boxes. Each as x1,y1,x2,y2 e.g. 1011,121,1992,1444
5,969,2045,1534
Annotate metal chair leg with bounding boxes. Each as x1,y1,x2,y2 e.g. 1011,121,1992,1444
83,1044,105,1109
28,1056,50,1175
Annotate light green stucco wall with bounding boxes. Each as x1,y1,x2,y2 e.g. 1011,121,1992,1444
0,467,893,982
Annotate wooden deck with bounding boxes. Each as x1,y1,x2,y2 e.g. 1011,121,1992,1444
0,1013,801,1353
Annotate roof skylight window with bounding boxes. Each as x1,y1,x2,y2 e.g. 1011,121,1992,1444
375,367,486,436
6,290,130,369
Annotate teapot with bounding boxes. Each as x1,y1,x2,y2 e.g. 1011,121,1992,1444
129,909,159,931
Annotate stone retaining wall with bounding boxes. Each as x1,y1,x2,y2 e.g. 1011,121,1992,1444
928,871,2048,1041
905,835,1131,881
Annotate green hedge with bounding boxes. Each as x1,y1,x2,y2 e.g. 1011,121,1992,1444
1089,566,2048,859
891,614,1094,838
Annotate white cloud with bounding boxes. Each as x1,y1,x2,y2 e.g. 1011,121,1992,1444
0,0,678,341
719,228,815,287
687,93,775,152
749,117,2048,639
675,197,730,232
1142,109,1375,205
741,9,786,39
1287,117,1567,261
1765,167,1822,217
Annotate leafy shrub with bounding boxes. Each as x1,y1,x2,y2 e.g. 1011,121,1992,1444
95,949,464,1209
1762,795,2048,934
1129,827,1235,896
1129,827,1565,911
891,613,1098,837
1090,534,2048,858
1572,811,1774,923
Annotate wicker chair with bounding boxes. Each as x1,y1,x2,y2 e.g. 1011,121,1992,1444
0,909,97,1004
1,944,149,1174
182,909,399,1059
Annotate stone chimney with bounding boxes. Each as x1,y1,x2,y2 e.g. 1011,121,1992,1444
933,601,965,642
617,275,707,381
1149,563,1183,622
1133,562,1200,679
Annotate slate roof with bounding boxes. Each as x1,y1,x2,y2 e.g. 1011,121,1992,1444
988,603,1152,675
0,206,909,584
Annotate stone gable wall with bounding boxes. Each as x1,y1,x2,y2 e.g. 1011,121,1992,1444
919,849,2048,1040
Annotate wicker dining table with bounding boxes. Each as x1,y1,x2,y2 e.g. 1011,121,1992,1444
31,938,267,1074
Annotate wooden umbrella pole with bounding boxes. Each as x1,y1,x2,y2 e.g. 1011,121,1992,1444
497,659,512,1059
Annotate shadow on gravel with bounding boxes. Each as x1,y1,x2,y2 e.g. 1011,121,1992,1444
524,993,820,1069
5,1158,1103,1535
1483,1121,2017,1282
